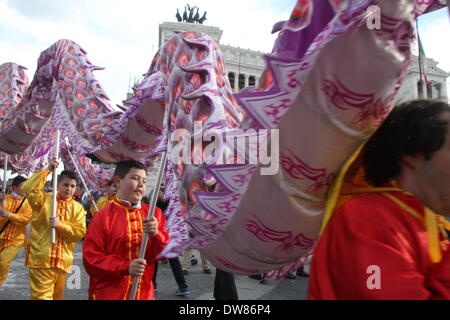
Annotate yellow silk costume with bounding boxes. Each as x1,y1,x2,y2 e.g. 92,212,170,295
23,168,86,300
0,194,32,248
0,194,32,285
90,195,116,217
0,246,21,285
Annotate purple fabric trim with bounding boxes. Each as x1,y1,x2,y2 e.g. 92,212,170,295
235,2,373,130
0,0,446,278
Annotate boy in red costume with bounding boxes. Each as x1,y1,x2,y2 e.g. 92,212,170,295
83,160,169,300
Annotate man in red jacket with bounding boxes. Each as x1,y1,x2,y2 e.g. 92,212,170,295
309,100,450,299
82,160,169,300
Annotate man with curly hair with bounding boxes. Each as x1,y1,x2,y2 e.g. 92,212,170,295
309,99,450,299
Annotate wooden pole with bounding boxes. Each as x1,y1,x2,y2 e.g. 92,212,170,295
66,148,99,212
2,155,7,192
2,154,8,208
51,130,61,244
129,152,168,300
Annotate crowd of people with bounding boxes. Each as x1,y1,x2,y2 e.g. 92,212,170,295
1,99,450,299
0,158,249,300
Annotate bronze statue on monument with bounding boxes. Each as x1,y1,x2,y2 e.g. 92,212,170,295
176,8,182,22
176,5,207,24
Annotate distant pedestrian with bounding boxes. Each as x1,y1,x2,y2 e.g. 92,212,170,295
182,248,211,274
214,268,238,300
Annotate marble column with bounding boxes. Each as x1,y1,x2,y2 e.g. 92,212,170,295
234,72,239,92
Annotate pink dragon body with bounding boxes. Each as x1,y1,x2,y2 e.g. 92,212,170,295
0,0,446,277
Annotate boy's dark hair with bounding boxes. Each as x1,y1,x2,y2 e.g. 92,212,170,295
12,176,27,188
107,179,115,187
113,160,147,179
363,99,450,186
58,170,78,184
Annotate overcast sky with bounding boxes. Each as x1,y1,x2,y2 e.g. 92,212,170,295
0,0,448,106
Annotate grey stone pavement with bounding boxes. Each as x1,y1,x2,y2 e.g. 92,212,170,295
0,241,309,300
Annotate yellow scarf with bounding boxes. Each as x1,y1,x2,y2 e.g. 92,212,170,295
320,145,450,263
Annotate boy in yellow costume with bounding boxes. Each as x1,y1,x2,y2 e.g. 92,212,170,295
23,159,86,300
89,180,117,217
0,176,32,285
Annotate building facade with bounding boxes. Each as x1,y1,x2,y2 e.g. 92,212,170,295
159,21,449,101
394,55,448,103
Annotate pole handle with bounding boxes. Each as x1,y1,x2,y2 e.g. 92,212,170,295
2,155,7,193
51,130,61,244
2,154,8,209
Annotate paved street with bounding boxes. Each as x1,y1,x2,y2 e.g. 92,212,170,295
0,241,309,300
